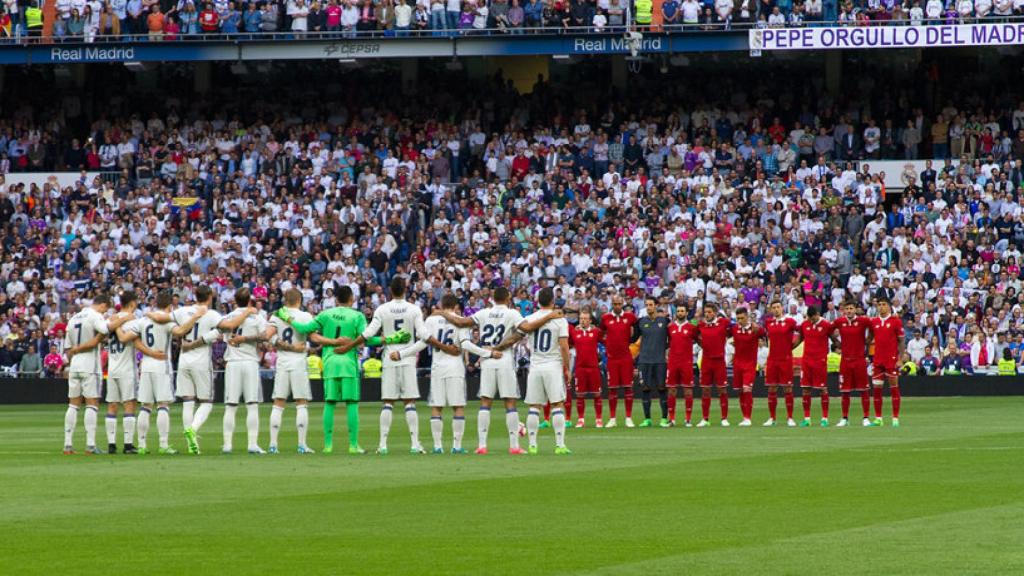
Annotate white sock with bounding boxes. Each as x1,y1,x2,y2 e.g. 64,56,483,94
157,407,170,449
526,409,540,449
552,407,566,448
452,416,465,450
269,405,284,448
246,404,260,449
84,406,98,447
405,404,420,449
63,405,79,447
123,413,136,446
296,405,309,448
105,413,117,446
430,416,443,450
138,408,151,449
223,404,238,451
379,404,393,450
192,402,212,432
477,407,491,449
505,409,520,450
182,400,195,430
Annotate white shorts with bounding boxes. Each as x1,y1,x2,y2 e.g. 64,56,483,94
177,368,214,401
381,365,419,400
429,375,467,408
138,372,174,404
478,364,519,399
273,370,312,401
68,372,101,399
225,362,262,404
525,366,566,406
105,375,136,403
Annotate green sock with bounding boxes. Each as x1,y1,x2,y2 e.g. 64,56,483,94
323,401,336,447
347,402,360,447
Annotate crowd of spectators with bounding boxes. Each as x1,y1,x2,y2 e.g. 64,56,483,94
1,62,1024,378
4,0,1024,42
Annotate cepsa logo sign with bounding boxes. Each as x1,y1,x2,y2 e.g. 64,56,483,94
322,42,382,57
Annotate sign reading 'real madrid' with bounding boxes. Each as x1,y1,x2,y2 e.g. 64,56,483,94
750,23,1024,51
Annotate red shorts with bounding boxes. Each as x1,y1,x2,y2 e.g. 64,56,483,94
667,361,694,388
873,358,898,381
607,357,634,388
765,358,794,386
800,360,827,389
732,364,757,389
700,358,728,388
574,367,601,394
839,359,869,392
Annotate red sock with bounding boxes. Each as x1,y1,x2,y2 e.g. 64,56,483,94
564,397,572,421
891,386,901,418
624,388,634,418
785,391,795,419
802,393,812,419
841,392,851,418
608,389,618,419
768,390,778,420
593,397,603,421
685,394,694,422
668,395,677,422
701,392,711,420
860,390,870,418
719,390,729,420
746,391,754,419
544,403,551,422
821,392,830,419
873,387,884,418
576,397,585,421
742,391,752,420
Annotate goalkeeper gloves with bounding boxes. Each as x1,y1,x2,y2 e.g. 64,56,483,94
274,308,292,324
384,329,412,345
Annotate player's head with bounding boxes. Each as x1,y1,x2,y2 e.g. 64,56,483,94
120,290,138,311
338,285,354,305
234,287,251,308
735,307,748,324
877,297,891,316
156,290,173,311
537,287,554,308
195,284,214,306
770,300,783,318
703,303,717,322
284,288,302,308
611,294,624,313
492,287,510,305
441,294,459,311
92,293,112,313
843,300,858,319
675,306,687,322
807,305,820,320
644,297,657,318
580,309,593,328
389,277,406,299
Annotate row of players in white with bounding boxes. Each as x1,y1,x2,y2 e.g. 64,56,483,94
63,290,569,455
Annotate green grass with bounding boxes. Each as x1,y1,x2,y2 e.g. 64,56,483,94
1,398,1023,575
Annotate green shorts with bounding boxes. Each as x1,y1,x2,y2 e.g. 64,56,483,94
325,377,361,403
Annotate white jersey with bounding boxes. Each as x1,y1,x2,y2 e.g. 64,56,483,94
522,310,568,369
221,309,269,364
270,308,312,372
135,316,174,374
362,298,428,367
471,304,523,368
107,318,140,379
65,307,111,374
172,306,224,372
424,315,471,379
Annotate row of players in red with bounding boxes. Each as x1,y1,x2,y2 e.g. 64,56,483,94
555,297,904,428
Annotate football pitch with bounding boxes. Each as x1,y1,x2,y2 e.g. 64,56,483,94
1,397,1022,575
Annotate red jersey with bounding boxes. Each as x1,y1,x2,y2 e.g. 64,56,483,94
765,316,799,361
730,323,763,368
697,317,731,359
799,319,832,361
668,321,698,364
870,315,904,363
832,316,872,360
600,312,637,360
569,325,603,369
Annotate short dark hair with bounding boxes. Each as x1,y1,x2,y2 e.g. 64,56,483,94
735,307,748,316
120,290,137,307
196,285,213,304
93,293,111,306
877,297,891,305
441,294,459,310
235,287,251,307
390,276,406,298
806,305,820,317
338,285,354,304
156,290,173,309
537,287,554,307
493,287,510,304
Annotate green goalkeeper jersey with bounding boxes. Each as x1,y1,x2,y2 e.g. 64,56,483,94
291,306,368,380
